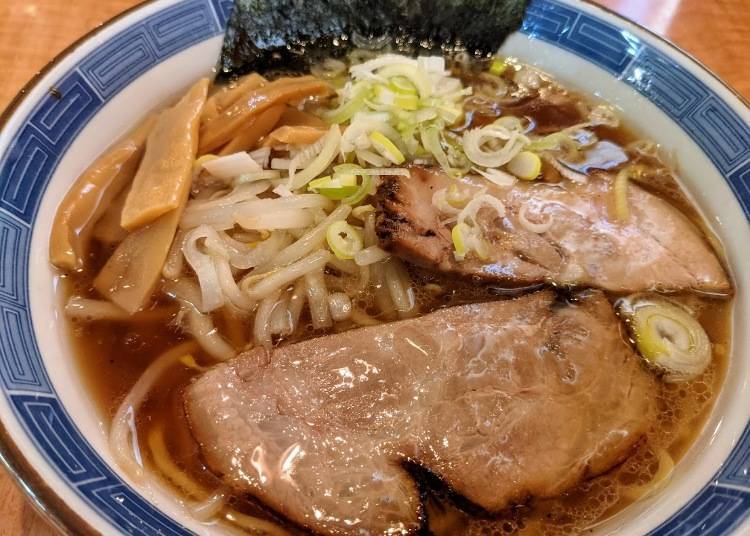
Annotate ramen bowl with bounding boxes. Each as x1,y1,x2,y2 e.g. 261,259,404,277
0,0,748,533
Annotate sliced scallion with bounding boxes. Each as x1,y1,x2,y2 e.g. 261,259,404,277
369,131,405,164
507,151,542,181
618,294,711,382
452,223,469,261
388,76,418,95
307,175,359,200
326,221,364,260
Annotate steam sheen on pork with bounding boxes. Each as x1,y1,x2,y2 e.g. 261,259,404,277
185,291,656,535
376,168,730,294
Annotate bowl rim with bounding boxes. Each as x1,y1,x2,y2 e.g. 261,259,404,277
0,2,152,531
0,0,748,534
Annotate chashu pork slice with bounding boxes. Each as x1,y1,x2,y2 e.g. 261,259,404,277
185,291,656,535
376,167,730,294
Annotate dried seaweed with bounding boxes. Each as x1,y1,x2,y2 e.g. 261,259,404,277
218,0,528,79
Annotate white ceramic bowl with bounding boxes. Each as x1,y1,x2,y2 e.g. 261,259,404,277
0,0,748,534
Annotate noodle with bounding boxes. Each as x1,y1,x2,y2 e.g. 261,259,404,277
183,225,226,312
164,279,237,361
182,181,271,217
163,278,202,305
622,449,675,501
328,292,353,321
148,424,233,523
147,425,207,498
223,511,292,536
254,290,282,348
214,256,254,310
269,290,293,336
254,204,351,274
243,250,332,300
305,268,331,329
221,231,293,271
363,212,378,248
384,258,417,318
189,488,229,522
354,246,389,266
64,297,176,323
186,307,237,361
180,193,332,230
163,229,188,280
362,213,396,317
287,279,307,334
356,264,371,294
371,259,397,319
109,341,199,481
327,257,359,276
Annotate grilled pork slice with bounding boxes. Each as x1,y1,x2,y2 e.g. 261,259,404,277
185,291,656,535
376,168,730,294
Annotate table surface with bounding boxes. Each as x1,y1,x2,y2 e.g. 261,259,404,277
0,0,748,534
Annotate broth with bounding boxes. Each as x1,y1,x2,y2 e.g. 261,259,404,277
60,273,731,535
55,57,733,535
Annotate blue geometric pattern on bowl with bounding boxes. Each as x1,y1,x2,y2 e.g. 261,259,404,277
0,0,747,533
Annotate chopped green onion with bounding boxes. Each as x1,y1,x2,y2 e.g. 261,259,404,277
377,64,432,98
489,58,508,76
388,76,418,95
333,163,364,174
322,85,370,124
351,204,376,219
527,132,580,160
235,170,282,184
290,125,342,189
394,93,419,110
618,294,711,382
423,98,462,124
329,164,374,205
446,184,470,209
507,151,542,180
452,223,469,261
307,175,359,200
420,125,452,174
331,163,361,185
326,221,364,260
341,173,372,205
369,131,405,164
451,222,490,261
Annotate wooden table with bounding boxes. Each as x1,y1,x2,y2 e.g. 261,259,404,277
0,0,748,534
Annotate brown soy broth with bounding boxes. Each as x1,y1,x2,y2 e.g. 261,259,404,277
63,262,731,536
60,66,734,535
64,272,306,532
419,293,730,536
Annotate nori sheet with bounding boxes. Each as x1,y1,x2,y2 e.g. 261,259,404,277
217,0,529,79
